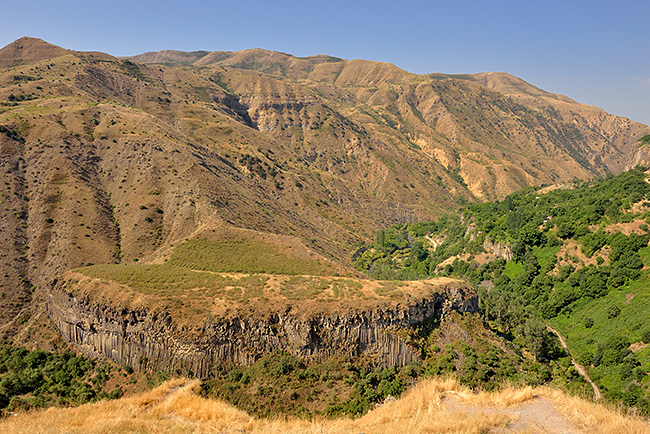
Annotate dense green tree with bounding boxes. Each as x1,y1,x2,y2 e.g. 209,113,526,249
519,222,543,247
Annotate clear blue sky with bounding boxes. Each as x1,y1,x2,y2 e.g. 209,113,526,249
2,0,649,125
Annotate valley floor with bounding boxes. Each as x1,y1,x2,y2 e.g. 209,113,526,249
1,378,648,434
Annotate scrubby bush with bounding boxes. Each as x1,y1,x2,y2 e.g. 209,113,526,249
0,345,121,413
607,305,621,319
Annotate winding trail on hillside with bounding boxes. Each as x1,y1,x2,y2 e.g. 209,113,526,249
547,325,602,400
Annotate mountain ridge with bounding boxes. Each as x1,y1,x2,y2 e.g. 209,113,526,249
0,36,649,345
3,38,650,428
0,37,70,67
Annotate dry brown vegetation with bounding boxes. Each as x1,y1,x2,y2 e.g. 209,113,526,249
2,37,650,431
66,267,464,324
2,377,648,434
600,219,649,236
555,239,604,268
1,36,649,342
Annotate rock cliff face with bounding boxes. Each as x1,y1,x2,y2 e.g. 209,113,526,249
483,236,514,262
46,281,477,376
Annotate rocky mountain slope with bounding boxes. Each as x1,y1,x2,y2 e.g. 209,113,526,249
0,36,649,343
134,47,650,198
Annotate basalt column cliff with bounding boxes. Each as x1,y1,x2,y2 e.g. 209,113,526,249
47,277,477,375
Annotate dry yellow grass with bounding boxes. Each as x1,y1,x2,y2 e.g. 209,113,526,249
64,268,466,325
1,378,648,434
451,384,538,407
540,387,650,434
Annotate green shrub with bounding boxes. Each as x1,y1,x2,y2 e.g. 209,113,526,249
607,305,620,318
642,329,650,344
0,345,118,412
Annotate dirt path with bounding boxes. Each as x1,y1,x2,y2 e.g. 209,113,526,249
547,325,602,400
444,395,584,434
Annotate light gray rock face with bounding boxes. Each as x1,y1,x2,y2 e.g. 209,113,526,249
483,236,513,262
47,282,477,376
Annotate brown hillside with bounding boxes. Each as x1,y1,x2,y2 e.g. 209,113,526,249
127,49,212,66
1,37,649,342
132,47,650,199
0,37,69,67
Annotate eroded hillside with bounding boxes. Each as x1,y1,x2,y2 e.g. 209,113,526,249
1,36,649,347
135,47,650,199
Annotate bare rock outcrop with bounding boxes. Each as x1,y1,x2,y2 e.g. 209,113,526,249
483,236,513,262
46,280,477,376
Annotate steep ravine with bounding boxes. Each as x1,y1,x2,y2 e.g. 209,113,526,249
46,280,477,376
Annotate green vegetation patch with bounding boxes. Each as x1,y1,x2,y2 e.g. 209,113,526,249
533,245,561,272
75,264,429,311
638,134,650,147
354,166,650,413
168,238,335,276
551,273,650,408
278,277,365,301
77,263,269,302
0,345,123,414
79,263,229,294
503,260,525,280
201,352,413,418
